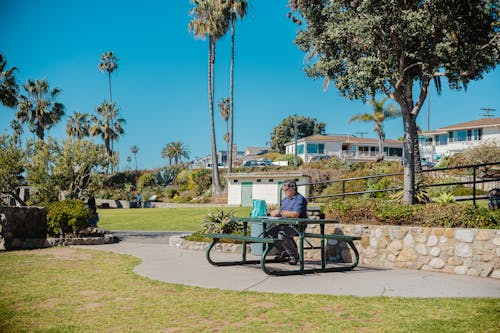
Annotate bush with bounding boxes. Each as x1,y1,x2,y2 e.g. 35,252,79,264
137,173,158,191
46,199,91,237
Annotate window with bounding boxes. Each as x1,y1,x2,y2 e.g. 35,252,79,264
452,130,467,142
435,134,447,145
297,144,304,154
306,143,324,154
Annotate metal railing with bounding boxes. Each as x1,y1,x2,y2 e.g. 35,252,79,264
303,161,500,206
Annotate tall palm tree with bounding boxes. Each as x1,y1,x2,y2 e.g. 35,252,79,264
98,51,119,102
349,97,401,160
0,54,18,108
218,97,230,160
66,112,91,139
189,0,229,195
130,145,139,170
16,79,65,142
226,0,247,172
89,101,125,157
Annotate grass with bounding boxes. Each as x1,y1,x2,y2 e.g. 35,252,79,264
97,206,252,231
1,248,499,332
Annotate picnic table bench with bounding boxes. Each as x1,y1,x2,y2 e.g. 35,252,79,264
206,217,362,276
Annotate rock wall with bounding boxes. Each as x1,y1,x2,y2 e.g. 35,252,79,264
0,206,48,250
317,224,499,279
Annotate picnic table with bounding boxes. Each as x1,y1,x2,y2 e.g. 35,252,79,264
206,217,361,276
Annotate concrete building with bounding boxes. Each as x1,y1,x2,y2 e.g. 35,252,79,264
418,118,500,162
284,134,403,163
225,172,310,206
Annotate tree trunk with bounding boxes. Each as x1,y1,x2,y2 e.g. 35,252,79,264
228,19,235,173
209,38,222,195
108,71,113,102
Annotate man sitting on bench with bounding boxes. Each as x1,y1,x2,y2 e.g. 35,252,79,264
268,180,308,265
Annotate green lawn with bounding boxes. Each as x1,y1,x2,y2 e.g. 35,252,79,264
97,206,252,231
1,248,498,332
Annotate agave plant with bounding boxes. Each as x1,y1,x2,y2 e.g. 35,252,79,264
202,209,240,234
435,192,456,205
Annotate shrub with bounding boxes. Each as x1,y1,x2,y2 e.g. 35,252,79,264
137,172,157,191
435,192,455,204
46,199,91,237
201,209,240,234
374,203,418,225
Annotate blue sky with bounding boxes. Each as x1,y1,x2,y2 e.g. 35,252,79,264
1,0,499,170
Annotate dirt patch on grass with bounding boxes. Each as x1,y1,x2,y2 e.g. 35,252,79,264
30,247,92,261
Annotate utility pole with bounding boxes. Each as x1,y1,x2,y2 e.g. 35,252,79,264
293,115,298,167
355,131,368,138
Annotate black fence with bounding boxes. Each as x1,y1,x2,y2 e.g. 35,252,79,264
304,161,500,206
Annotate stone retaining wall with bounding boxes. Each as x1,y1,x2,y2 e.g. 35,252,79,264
178,224,499,279
0,205,47,250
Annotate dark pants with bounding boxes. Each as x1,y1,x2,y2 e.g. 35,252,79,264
267,225,299,259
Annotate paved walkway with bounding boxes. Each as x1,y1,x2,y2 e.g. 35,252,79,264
77,231,500,298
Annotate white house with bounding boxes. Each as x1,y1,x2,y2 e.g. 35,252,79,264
225,172,310,206
284,134,403,163
418,118,500,162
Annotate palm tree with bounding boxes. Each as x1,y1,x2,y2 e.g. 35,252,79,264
66,112,91,139
89,101,125,157
226,0,247,173
98,51,119,102
161,143,173,166
130,145,139,170
189,0,229,195
169,141,190,165
16,79,65,142
0,54,18,108
349,97,401,160
218,97,230,160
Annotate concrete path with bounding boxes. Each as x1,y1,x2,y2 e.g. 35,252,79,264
76,231,500,298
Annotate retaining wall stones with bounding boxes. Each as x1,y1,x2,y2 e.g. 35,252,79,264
0,205,47,250
179,224,499,279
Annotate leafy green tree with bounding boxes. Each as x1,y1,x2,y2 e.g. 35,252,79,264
130,145,139,170
24,138,59,203
189,0,230,195
51,138,109,199
270,115,326,153
0,54,18,108
66,112,91,139
226,0,247,173
98,51,119,102
16,79,65,142
348,97,401,160
0,134,26,205
288,0,499,204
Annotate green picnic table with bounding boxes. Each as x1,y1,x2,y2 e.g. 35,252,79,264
206,217,362,276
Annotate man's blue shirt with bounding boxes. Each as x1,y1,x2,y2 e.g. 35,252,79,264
281,193,308,218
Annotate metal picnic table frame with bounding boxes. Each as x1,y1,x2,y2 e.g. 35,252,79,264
206,217,361,276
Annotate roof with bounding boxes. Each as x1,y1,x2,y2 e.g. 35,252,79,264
225,171,308,179
284,134,403,146
420,118,500,135
244,146,269,156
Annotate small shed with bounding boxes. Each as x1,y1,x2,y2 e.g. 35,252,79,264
226,172,310,206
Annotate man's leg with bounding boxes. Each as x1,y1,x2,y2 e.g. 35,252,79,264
267,226,287,259
278,227,299,264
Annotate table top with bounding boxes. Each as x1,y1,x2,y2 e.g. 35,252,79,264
232,216,339,225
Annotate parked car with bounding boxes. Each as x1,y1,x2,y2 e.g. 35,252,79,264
243,159,272,167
